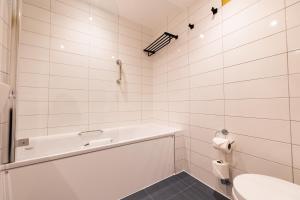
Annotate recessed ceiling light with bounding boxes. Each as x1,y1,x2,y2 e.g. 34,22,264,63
199,34,205,39
112,56,115,59
89,16,93,21
60,44,64,49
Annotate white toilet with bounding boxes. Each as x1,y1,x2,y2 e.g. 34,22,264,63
232,174,300,200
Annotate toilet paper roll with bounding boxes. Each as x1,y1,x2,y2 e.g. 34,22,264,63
212,137,233,153
212,160,229,180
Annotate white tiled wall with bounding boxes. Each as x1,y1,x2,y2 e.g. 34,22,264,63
16,0,154,138
152,0,300,196
12,0,300,196
0,0,11,166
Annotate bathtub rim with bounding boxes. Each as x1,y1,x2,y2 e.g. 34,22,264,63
1,132,176,171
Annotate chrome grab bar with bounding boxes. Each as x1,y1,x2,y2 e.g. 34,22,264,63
116,59,122,84
78,129,104,136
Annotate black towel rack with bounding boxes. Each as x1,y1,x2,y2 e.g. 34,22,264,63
143,32,178,56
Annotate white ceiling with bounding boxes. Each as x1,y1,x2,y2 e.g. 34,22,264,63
91,0,196,31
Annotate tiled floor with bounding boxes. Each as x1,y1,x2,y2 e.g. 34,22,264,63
122,172,230,200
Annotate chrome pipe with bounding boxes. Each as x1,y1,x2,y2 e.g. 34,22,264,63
5,0,21,164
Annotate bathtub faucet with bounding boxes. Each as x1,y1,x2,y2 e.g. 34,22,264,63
78,129,104,136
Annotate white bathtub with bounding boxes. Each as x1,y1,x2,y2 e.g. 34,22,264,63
1,124,179,200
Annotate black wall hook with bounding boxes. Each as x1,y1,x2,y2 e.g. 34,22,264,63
211,7,218,15
188,23,194,30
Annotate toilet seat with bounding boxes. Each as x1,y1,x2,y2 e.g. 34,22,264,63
233,174,300,200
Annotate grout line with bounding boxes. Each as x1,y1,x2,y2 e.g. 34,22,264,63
221,7,226,132
284,0,295,183
45,0,52,136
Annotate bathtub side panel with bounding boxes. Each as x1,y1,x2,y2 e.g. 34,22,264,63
0,172,5,200
6,137,174,200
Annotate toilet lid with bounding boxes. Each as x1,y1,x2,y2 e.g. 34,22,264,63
233,174,300,200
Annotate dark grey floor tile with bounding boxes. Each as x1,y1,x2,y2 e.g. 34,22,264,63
185,183,229,200
145,176,188,200
122,190,153,200
168,193,192,200
180,185,211,200
176,172,198,186
121,172,229,200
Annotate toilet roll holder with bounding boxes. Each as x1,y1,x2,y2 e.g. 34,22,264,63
215,129,229,137
215,129,235,149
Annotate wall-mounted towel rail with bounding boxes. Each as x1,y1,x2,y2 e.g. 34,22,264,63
143,32,178,56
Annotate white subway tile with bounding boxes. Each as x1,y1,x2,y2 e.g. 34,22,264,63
22,3,50,22
17,101,48,115
169,112,189,124
223,0,284,35
49,102,88,114
189,24,222,51
23,0,50,10
168,66,189,81
20,31,50,48
286,0,300,6
16,128,47,138
51,38,89,56
190,85,224,100
226,116,291,142
292,121,300,145
190,100,224,115
19,58,49,74
89,112,119,124
17,73,49,87
224,76,289,99
17,115,48,130
17,87,48,101
50,63,88,78
190,126,216,143
191,139,218,159
222,0,260,20
189,39,222,63
49,89,88,102
19,45,49,61
50,50,88,67
223,10,286,51
290,98,300,121
190,113,224,129
286,2,300,28
224,32,287,67
22,17,50,35
49,76,88,90
191,152,212,172
51,25,90,44
232,151,293,181
288,50,300,74
225,98,290,120
289,74,300,97
169,101,189,113
295,168,300,185
287,26,300,51
51,0,89,22
191,69,223,88
234,134,292,166
48,113,88,127
225,54,287,82
293,145,300,169
190,54,223,76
